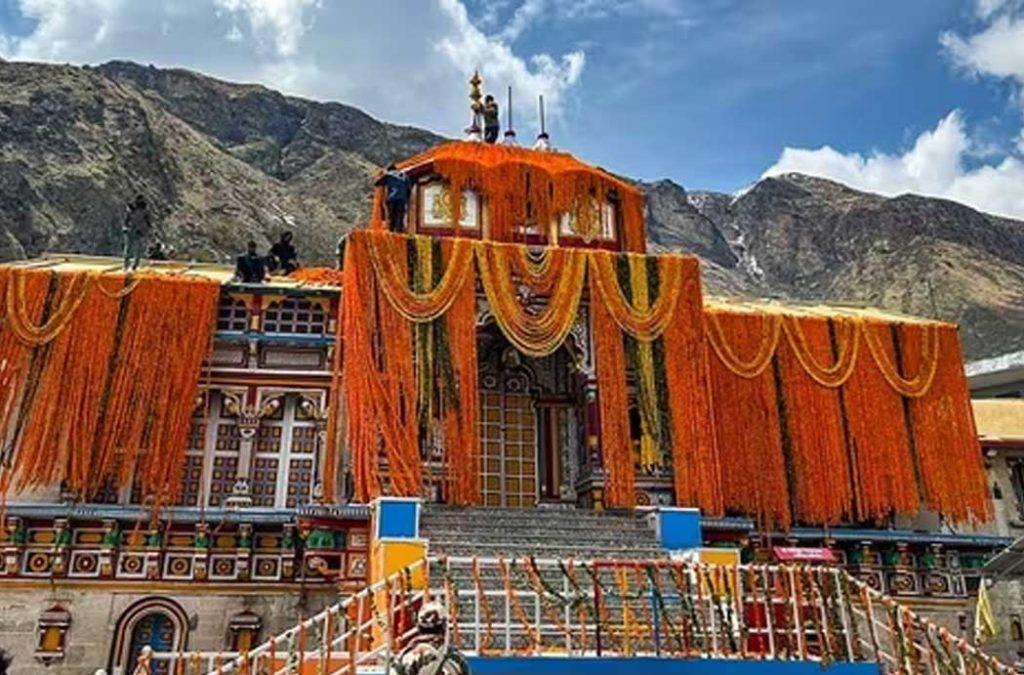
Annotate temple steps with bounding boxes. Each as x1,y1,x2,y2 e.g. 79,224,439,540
422,505,665,562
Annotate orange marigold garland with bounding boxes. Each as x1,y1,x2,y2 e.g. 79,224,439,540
841,320,918,521
590,275,635,509
900,323,990,522
341,234,421,501
13,272,121,492
442,239,481,505
475,242,587,358
91,275,219,503
705,309,790,529
774,316,853,524
386,142,646,251
0,267,49,459
661,263,722,515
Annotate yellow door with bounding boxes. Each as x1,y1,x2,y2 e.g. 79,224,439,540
479,388,538,507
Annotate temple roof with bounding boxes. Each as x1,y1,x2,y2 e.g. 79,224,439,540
705,295,953,327
397,140,639,197
3,254,342,291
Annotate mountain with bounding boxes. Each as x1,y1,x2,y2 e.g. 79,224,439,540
640,174,1024,359
2,60,1023,359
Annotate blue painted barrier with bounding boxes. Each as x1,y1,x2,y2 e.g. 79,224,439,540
466,657,881,675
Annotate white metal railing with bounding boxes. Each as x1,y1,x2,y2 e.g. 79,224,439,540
146,555,1011,674
150,558,426,674
844,573,1014,674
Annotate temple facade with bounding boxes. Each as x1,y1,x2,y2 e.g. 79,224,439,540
0,134,1010,673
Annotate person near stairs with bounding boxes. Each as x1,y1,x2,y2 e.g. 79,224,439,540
390,602,470,675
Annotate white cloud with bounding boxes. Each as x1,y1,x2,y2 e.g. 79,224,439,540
941,14,1024,83
763,4,1024,221
213,0,320,57
763,111,1024,220
436,0,585,123
0,0,593,136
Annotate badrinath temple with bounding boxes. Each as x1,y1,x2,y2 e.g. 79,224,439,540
0,78,1016,674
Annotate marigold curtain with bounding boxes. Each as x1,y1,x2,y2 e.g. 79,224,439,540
0,267,219,505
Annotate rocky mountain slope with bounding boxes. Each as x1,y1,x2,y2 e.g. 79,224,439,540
2,59,1022,359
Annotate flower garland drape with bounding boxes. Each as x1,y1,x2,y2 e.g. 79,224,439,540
0,266,219,504
337,230,986,525
376,142,646,251
702,302,987,525
704,309,792,529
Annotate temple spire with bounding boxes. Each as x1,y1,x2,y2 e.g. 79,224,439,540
533,94,551,151
503,85,517,145
465,70,484,142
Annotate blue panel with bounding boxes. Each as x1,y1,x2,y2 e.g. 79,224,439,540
377,500,419,539
467,657,881,675
660,508,702,550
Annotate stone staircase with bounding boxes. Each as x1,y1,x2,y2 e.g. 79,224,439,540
421,505,665,560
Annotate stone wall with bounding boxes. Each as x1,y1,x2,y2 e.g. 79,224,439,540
0,584,337,674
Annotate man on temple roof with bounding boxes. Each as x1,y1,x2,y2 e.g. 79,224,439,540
375,162,411,233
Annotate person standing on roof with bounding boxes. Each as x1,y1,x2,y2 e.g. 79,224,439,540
235,240,268,283
375,163,411,233
122,194,151,270
482,94,500,144
270,231,299,273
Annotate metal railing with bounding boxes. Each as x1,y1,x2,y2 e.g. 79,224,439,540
146,555,1011,674
151,558,426,674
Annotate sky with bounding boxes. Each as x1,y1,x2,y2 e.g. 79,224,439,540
2,0,1024,219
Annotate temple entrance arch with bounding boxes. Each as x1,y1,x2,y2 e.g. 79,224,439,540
109,597,189,675
476,324,585,507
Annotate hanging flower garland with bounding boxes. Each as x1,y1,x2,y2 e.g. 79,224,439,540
3,269,92,346
780,315,860,387
841,321,918,521
475,242,587,358
341,236,421,501
706,308,791,530
590,276,634,508
387,141,646,251
705,309,782,379
774,315,854,524
364,231,474,323
588,251,686,340
901,323,990,522
862,320,940,398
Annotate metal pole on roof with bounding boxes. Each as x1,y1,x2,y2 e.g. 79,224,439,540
503,85,517,145
534,94,551,151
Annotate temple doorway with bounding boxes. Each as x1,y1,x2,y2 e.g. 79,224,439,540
477,326,584,507
110,598,188,675
480,370,538,507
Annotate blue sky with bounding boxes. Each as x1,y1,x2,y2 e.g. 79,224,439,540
2,0,1024,218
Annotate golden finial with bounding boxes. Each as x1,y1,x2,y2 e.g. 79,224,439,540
466,70,484,141
469,70,483,113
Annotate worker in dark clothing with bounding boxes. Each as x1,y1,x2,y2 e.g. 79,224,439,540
123,194,151,270
375,163,411,233
269,231,299,274
235,240,267,283
146,241,168,261
482,94,500,143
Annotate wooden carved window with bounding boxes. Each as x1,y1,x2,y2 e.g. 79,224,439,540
217,296,249,332
262,298,327,336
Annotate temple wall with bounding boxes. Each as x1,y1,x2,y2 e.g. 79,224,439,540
0,584,337,674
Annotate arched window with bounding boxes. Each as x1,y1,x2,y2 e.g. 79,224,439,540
1012,615,1023,641
217,295,249,332
110,598,188,675
262,298,327,335
420,180,480,231
558,199,617,242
